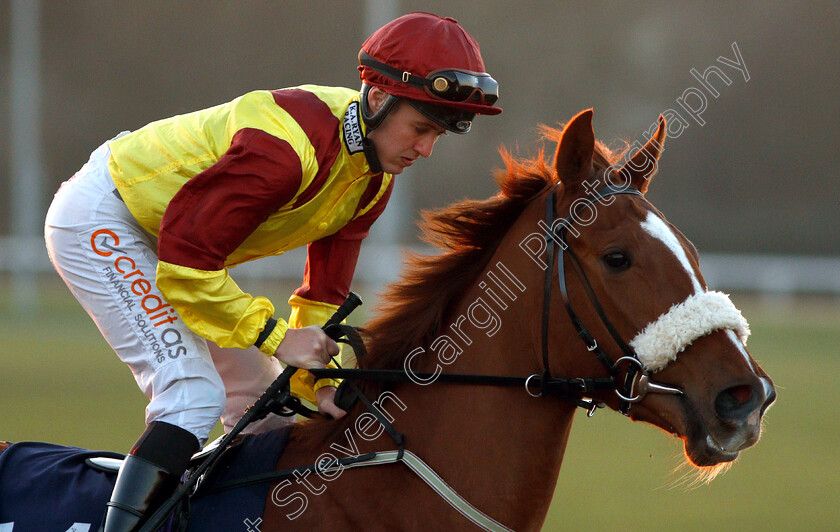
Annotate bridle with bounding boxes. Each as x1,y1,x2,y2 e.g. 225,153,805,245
304,180,683,418
537,181,683,416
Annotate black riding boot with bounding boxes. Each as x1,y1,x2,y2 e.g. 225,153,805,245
101,421,199,532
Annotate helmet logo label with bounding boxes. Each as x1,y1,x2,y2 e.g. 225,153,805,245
343,101,365,154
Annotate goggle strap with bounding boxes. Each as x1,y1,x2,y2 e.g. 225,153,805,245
359,51,431,92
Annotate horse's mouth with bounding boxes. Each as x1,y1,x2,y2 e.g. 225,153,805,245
683,423,746,467
682,377,775,468
636,401,747,467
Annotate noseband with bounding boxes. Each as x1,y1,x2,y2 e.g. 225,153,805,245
537,182,683,415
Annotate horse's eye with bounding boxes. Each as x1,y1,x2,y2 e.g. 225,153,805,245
602,250,631,271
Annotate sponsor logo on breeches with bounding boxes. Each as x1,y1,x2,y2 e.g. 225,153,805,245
91,228,187,363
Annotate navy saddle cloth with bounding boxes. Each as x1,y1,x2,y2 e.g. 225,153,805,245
0,427,291,532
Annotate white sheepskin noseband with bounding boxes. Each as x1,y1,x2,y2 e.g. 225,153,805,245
629,291,750,372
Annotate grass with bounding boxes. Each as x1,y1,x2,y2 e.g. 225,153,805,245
1,277,838,530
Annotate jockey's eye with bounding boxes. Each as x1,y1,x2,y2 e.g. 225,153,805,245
602,250,631,271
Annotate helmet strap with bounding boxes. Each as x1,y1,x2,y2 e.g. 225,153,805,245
362,136,383,174
360,83,399,130
359,83,391,174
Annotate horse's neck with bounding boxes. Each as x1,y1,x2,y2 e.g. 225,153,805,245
389,262,577,529
392,376,575,529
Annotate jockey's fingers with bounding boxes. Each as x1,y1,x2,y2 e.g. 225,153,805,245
325,337,340,358
315,351,329,366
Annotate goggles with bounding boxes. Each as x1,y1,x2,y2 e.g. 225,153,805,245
424,68,499,106
359,51,499,107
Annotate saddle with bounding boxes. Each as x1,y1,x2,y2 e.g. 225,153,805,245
84,433,239,474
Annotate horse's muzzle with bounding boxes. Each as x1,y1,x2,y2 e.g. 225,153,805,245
688,375,776,466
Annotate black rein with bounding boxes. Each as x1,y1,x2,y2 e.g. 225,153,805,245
310,183,656,417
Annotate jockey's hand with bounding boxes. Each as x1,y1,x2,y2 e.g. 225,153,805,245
316,386,347,420
274,325,339,369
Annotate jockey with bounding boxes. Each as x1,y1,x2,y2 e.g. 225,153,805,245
43,12,500,532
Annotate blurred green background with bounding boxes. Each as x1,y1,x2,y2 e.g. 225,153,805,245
1,277,838,531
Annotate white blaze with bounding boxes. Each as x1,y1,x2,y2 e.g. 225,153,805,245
631,212,751,372
640,212,702,294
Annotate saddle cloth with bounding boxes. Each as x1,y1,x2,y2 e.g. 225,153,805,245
0,427,291,531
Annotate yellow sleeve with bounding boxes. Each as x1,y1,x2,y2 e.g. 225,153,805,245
155,260,288,351
287,294,342,403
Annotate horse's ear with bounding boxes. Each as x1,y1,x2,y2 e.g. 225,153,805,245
618,115,667,195
554,109,595,187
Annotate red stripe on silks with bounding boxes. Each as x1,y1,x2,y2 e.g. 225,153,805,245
338,176,394,240
293,177,394,305
270,89,341,209
158,128,303,270
294,238,362,306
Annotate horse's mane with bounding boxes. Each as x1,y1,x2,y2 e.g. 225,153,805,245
361,127,617,372
293,125,619,446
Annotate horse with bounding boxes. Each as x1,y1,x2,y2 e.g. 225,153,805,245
257,109,776,530
0,109,776,532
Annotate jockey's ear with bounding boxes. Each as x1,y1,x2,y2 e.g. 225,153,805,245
554,109,595,188
617,115,667,195
366,86,389,113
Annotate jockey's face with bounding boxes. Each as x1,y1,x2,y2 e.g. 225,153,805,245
366,89,447,175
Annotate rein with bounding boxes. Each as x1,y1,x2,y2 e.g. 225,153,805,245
313,367,616,405
312,183,682,417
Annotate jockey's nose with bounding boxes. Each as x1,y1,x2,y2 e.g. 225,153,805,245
415,134,436,158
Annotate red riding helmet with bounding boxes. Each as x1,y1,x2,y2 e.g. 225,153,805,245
359,12,501,134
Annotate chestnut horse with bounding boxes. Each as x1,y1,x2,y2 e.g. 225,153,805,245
258,110,776,531
0,110,774,531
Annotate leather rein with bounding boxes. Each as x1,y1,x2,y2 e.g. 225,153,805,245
308,183,683,417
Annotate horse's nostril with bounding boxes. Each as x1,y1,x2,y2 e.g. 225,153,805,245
729,385,753,405
715,385,757,420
